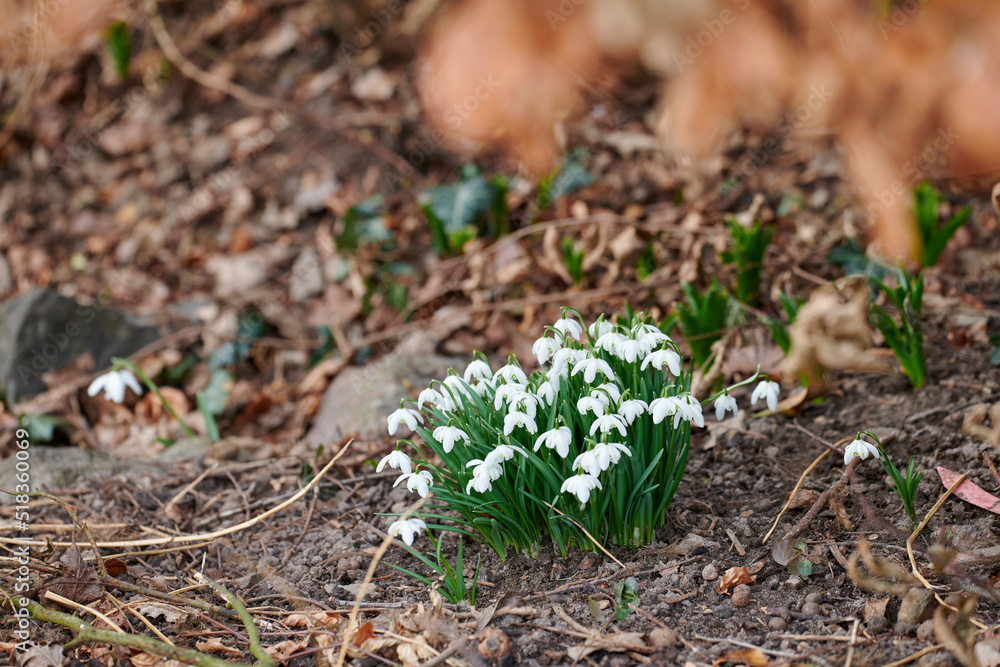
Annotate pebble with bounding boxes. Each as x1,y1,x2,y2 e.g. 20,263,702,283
916,619,935,642
768,616,786,631
801,602,822,616
648,627,678,647
731,584,751,608
867,615,889,632
805,592,824,604
337,557,360,571
701,564,718,582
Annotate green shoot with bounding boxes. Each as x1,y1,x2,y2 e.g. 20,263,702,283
860,431,922,529
762,292,804,355
913,181,971,268
721,218,773,306
388,525,479,605
869,269,925,389
104,21,131,79
676,279,730,368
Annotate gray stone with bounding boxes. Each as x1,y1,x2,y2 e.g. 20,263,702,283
305,330,464,444
0,289,160,403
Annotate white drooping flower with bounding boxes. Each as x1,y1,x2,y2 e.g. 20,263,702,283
596,331,627,355
751,380,781,412
466,471,496,494
714,393,738,421
561,473,602,507
471,379,494,398
553,317,584,340
504,410,538,435
508,391,539,420
487,444,525,465
387,408,424,436
549,348,587,378
649,396,681,424
674,394,705,428
377,449,413,475
536,379,557,406
87,369,143,404
641,349,682,376
388,517,426,545
467,457,503,481
572,357,615,384
534,426,572,458
433,425,470,453
615,338,646,363
589,320,614,338
577,396,607,416
633,323,662,337
493,363,528,385
572,449,600,475
593,383,622,405
464,359,493,384
493,383,526,409
591,441,631,470
417,388,442,408
636,327,670,349
618,399,648,424
395,470,433,498
532,336,562,365
843,438,881,466
590,414,627,437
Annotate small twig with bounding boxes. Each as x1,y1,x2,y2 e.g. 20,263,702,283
984,452,1000,489
419,637,466,667
543,501,625,568
198,575,276,667
763,449,830,544
44,590,124,633
844,619,859,667
881,644,943,667
789,422,850,456
782,468,849,543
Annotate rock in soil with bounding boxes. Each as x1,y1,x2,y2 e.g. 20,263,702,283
701,564,718,581
731,584,751,608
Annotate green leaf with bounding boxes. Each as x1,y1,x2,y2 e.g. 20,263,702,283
337,195,392,251
162,353,198,384
104,21,131,79
614,577,639,622
418,164,495,253
797,557,812,580
546,149,592,202
828,240,888,280
18,413,62,442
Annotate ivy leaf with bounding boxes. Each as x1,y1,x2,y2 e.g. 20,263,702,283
771,536,806,566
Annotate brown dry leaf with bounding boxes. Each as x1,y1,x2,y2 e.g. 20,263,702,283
134,386,190,423
195,638,241,655
129,652,183,667
565,632,648,662
285,610,342,629
717,566,756,595
828,483,854,532
541,226,574,284
352,620,375,647
862,598,890,623
975,626,1000,667
961,403,1000,451
39,545,103,606
785,488,820,510
11,644,64,667
136,602,190,625
264,639,307,662
714,647,769,667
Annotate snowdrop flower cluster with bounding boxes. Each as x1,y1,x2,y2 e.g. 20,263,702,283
382,309,779,552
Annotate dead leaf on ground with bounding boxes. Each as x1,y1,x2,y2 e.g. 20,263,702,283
962,403,1000,450
285,609,342,629
862,598,890,623
39,545,103,606
351,620,375,647
937,467,1000,515
264,639,308,662
12,644,64,667
785,488,820,509
714,647,769,666
716,566,756,595
195,638,241,655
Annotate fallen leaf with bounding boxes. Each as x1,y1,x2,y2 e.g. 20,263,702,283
714,647,769,666
285,610,342,629
862,598,890,623
195,639,241,655
104,558,128,577
12,644,64,667
716,566,756,595
39,545,103,606
937,467,1000,515
137,603,191,625
352,620,374,647
785,488,820,509
264,639,307,662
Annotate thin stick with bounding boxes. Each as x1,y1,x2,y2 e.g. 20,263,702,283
763,449,830,544
782,468,849,543
844,619,859,667
543,501,625,568
881,645,942,667
163,463,220,518
335,494,428,667
197,574,276,667
1,440,351,549
125,603,175,645
906,473,965,590
44,590,124,633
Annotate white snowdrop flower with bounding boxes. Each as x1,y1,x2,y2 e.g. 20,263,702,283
675,394,705,428
589,414,627,437
387,408,424,436
549,348,587,378
641,349,682,376
466,471,495,494
536,379,557,406
388,517,427,545
618,399,648,424
471,379,494,398
493,383,526,409
493,363,528,385
561,473,602,507
844,438,881,466
532,336,562,365
467,458,502,481
394,470,433,498
572,450,600,475
553,317,584,340
572,357,615,384
616,338,645,363
589,320,614,338
751,380,781,412
591,441,631,471
596,331,627,355
649,396,681,424
534,426,572,458
442,374,472,394
636,327,670,349
577,395,607,416
464,359,493,384
417,388,442,408
433,425,470,453
486,444,526,466
509,392,539,420
376,449,413,475
714,393,738,421
594,383,621,405
504,411,538,435
87,369,143,404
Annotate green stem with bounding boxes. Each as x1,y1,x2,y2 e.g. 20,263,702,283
199,576,275,667
112,357,196,438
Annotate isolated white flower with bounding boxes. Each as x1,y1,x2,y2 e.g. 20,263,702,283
844,438,881,466
504,410,538,435
433,425,470,453
553,317,584,340
376,449,413,475
577,396,607,416
464,359,493,384
751,380,781,412
596,331,627,355
532,337,562,365
675,394,705,428
590,414,627,437
618,399,648,424
417,388,442,408
649,396,681,424
591,441,631,470
536,379,557,406
534,426,572,458
395,470,433,498
87,369,143,404
572,357,615,384
714,393,738,421
589,320,614,338
616,338,646,363
641,349,682,376
561,473,602,506
594,383,622,405
494,363,528,385
388,517,426,545
387,408,424,436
